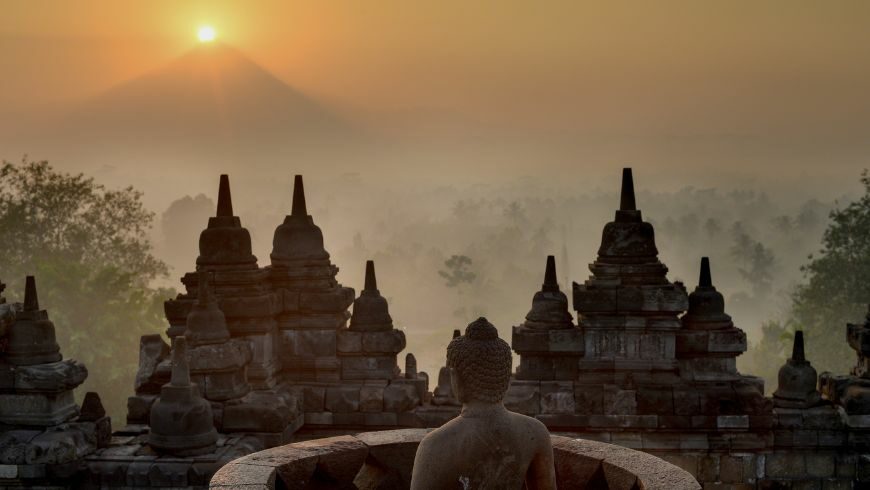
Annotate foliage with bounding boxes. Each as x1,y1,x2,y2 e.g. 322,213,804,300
159,193,213,274
161,194,213,248
730,222,776,297
747,170,870,388
438,255,480,320
0,158,171,421
742,320,795,388
790,170,870,374
438,255,477,289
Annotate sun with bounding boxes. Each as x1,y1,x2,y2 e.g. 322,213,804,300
197,25,217,43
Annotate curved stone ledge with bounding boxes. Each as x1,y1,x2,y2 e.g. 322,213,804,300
210,428,699,489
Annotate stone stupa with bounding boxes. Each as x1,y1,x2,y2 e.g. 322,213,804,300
513,255,583,380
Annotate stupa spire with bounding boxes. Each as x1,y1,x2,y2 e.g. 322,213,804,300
699,257,713,288
24,276,38,312
291,175,307,216
792,330,806,363
543,255,558,292
349,260,393,331
619,168,636,211
216,174,233,217
197,173,257,269
170,336,191,387
682,256,731,325
365,260,378,291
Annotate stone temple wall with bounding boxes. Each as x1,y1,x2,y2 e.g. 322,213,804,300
495,169,870,489
2,169,870,488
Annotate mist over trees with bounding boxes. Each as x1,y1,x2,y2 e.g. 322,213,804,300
0,159,172,420
158,193,214,277
153,171,852,391
747,171,870,383
2,158,864,421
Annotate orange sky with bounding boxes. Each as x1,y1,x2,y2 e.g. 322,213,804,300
2,1,870,192
4,1,870,126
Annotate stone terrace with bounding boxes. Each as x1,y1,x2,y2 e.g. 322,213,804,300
2,169,870,488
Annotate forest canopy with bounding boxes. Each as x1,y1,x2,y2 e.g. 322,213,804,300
0,158,172,420
745,170,870,383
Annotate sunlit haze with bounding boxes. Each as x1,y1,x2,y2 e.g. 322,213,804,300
1,1,869,398
2,1,869,198
197,25,216,43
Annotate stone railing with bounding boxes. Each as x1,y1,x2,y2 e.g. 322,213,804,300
210,429,699,489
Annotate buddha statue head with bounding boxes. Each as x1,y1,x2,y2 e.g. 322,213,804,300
447,317,512,404
412,317,556,490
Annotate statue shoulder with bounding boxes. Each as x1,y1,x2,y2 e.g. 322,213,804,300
509,411,551,444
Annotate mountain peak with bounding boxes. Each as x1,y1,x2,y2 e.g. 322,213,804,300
65,41,357,152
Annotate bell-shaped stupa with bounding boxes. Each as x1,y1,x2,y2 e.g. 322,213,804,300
5,276,62,366
513,256,583,380
197,174,257,269
149,336,219,456
773,331,821,408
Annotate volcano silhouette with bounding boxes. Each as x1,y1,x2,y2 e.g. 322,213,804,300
62,43,356,152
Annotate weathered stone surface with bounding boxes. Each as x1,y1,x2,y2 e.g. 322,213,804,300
604,387,637,415
354,429,428,487
637,387,674,414
359,386,385,412
504,381,540,415
289,329,338,358
384,383,419,412
78,392,106,422
184,270,232,346
541,381,575,414
270,176,331,265
774,331,821,409
224,434,366,489
575,384,605,415
552,436,700,490
336,330,363,352
340,355,400,380
0,391,79,426
302,385,326,412
410,319,557,488
134,334,170,394
13,360,87,393
210,461,276,487
300,289,355,314
222,391,296,433
148,337,218,456
25,428,94,465
766,452,806,478
5,277,62,366
349,261,394,332
432,362,459,406
0,430,40,465
325,385,361,413
363,412,398,426
361,330,406,354
188,339,252,373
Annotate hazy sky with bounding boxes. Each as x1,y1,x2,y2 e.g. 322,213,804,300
2,1,869,195
2,1,868,388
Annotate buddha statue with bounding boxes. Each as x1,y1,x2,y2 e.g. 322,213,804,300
411,318,555,490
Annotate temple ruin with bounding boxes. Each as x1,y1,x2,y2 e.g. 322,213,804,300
0,169,869,488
